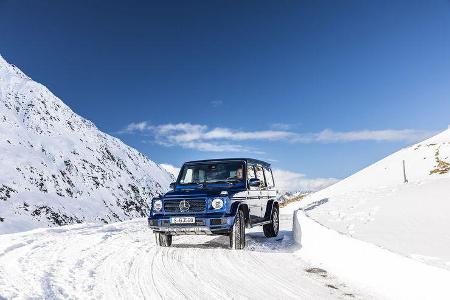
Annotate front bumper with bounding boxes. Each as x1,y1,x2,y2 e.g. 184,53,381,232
148,213,235,235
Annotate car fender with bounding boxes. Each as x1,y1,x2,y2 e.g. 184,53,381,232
230,201,250,223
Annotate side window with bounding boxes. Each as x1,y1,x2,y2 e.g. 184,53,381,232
264,167,274,188
247,164,256,180
247,164,258,190
255,165,266,188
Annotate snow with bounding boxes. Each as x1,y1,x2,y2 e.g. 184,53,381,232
287,128,450,270
0,54,173,234
0,209,365,299
160,163,181,178
293,210,450,300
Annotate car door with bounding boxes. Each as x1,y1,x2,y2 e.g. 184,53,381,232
246,163,260,221
255,164,267,219
263,166,277,218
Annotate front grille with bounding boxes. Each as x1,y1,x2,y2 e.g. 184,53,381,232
163,198,206,213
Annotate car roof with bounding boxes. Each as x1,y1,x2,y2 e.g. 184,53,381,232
184,158,271,168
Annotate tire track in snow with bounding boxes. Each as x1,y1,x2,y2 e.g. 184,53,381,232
0,214,363,299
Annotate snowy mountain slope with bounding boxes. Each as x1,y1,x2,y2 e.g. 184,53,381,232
0,55,173,234
290,128,450,270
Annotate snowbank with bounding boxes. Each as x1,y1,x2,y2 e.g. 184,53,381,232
293,210,450,299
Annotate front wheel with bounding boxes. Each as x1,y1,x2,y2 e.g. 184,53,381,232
263,205,279,238
230,210,246,250
155,232,172,247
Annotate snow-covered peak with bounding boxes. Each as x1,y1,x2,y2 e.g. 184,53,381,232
0,55,173,234
318,128,450,194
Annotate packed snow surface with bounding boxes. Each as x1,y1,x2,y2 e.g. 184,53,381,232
0,208,365,299
289,128,450,270
0,55,173,234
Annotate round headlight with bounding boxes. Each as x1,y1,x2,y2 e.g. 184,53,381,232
153,199,163,212
211,198,224,209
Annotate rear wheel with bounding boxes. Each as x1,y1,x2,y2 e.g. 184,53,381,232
263,205,279,238
155,232,172,247
230,210,246,250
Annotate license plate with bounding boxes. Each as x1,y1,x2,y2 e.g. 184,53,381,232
170,217,195,224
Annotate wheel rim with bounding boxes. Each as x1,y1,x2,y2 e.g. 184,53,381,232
273,209,279,234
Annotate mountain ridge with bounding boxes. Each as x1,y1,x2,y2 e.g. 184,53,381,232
0,55,173,234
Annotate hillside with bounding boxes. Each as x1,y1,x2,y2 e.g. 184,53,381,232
293,128,450,270
0,55,173,234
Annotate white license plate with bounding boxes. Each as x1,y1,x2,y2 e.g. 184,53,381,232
170,217,195,224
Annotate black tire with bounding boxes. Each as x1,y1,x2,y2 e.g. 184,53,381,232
263,205,279,238
155,232,172,247
230,209,246,250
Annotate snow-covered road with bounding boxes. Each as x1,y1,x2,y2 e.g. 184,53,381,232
0,210,363,299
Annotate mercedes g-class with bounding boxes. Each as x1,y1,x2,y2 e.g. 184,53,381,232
148,158,279,249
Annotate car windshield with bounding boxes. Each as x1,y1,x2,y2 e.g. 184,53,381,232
178,161,245,185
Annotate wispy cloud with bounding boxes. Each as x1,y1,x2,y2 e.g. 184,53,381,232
120,121,436,152
122,122,261,153
121,121,150,133
272,168,339,193
270,123,296,130
310,129,433,143
210,100,223,107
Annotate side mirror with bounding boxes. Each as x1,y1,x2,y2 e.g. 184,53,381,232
169,182,176,189
248,178,261,187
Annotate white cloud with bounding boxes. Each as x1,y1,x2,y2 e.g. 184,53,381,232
177,141,255,153
311,129,435,143
203,127,295,141
121,121,436,153
142,123,267,153
160,163,181,178
210,100,223,107
121,121,150,133
272,168,339,193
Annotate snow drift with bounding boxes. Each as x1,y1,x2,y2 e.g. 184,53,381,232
0,55,173,234
290,128,450,270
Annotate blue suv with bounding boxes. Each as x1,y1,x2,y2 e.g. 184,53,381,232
148,158,279,249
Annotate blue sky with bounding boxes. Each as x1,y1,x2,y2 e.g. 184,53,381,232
1,0,450,186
